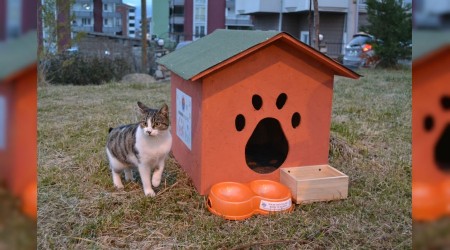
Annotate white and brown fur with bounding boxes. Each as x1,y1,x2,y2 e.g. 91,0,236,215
106,102,172,196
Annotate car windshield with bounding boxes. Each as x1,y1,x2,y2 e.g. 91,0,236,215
348,36,372,46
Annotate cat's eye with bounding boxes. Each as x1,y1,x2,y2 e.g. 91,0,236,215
143,121,148,126
154,122,160,126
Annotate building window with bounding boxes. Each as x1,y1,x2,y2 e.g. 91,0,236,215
6,0,22,39
129,30,135,34
300,31,310,45
194,6,206,22
104,4,108,11
195,25,205,37
82,18,91,26
193,0,207,40
104,18,109,26
0,96,6,150
130,16,135,20
129,23,135,27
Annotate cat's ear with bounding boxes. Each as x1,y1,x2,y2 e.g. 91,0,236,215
159,103,169,117
137,101,149,114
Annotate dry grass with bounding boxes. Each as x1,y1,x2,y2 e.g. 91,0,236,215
38,68,411,249
0,187,36,249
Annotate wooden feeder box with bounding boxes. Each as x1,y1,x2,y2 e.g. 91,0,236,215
0,31,37,197
413,46,450,221
158,30,359,195
280,165,348,204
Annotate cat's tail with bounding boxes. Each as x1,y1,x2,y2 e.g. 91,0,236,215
108,127,114,134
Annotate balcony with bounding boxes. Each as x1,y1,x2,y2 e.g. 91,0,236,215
102,0,122,3
75,0,92,4
236,0,348,14
236,0,281,14
169,15,184,25
171,0,184,6
103,11,121,18
73,10,93,18
226,0,235,9
358,0,367,12
103,26,122,33
72,26,94,33
284,0,348,12
225,17,253,27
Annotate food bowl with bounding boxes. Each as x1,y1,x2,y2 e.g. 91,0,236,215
207,180,293,220
280,165,348,204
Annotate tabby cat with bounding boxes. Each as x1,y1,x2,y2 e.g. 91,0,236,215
106,102,172,197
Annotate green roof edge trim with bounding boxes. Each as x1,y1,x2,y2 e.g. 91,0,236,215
0,31,37,81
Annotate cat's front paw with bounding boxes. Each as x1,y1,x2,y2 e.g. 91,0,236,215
144,189,156,197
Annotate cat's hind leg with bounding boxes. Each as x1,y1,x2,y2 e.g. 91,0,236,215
112,169,124,190
107,148,126,190
124,168,134,182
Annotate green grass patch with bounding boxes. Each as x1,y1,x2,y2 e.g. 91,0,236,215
38,70,411,248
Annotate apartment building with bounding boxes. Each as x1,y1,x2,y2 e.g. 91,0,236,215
136,17,152,39
152,0,170,39
235,0,369,58
117,3,137,37
168,0,185,41
162,0,253,42
225,0,252,30
71,0,122,36
167,0,226,41
414,0,449,28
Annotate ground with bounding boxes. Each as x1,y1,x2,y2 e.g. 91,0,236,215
38,68,411,249
0,187,36,250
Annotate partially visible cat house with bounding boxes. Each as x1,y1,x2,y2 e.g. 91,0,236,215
158,30,360,195
0,32,37,218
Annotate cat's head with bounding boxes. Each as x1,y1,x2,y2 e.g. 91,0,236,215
137,101,170,137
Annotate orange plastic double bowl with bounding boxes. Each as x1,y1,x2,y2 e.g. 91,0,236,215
413,181,450,221
207,180,294,220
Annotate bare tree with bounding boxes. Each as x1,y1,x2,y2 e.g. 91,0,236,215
141,0,148,73
313,0,319,50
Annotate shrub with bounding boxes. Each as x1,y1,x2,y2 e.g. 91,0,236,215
45,54,131,85
363,0,412,68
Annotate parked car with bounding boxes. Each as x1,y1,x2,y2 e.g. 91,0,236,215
343,33,380,69
175,41,192,50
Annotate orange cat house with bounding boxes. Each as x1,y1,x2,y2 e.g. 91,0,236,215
158,30,359,195
0,32,37,218
413,45,450,221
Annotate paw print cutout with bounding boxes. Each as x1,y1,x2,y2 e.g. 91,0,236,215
425,95,450,172
235,93,301,174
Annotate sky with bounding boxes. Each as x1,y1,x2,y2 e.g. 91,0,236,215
123,0,152,21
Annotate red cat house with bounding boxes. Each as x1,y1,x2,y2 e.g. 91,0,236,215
158,30,359,195
0,32,37,218
413,45,450,221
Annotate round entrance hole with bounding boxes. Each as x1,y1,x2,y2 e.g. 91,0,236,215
245,118,288,174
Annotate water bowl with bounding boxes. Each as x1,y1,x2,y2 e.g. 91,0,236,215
207,180,293,220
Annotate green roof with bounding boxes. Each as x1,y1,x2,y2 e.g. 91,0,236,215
157,29,280,80
0,31,37,80
413,30,450,60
